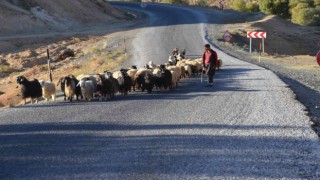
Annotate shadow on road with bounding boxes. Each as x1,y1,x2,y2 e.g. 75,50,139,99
0,122,316,179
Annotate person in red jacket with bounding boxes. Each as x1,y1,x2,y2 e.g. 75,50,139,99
202,44,218,87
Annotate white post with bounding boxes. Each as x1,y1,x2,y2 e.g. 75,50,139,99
249,38,252,53
262,38,265,53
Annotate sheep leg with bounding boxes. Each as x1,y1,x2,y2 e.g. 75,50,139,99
52,95,55,101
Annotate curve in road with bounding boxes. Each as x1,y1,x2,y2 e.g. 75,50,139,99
0,2,319,179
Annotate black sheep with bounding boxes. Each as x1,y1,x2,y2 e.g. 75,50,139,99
119,70,132,95
16,76,42,104
69,75,82,100
144,73,156,93
159,65,173,90
136,73,146,92
104,78,113,100
96,74,107,101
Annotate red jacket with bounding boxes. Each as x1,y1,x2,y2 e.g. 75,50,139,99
203,49,218,66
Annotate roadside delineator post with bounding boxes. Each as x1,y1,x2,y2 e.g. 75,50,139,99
259,42,262,63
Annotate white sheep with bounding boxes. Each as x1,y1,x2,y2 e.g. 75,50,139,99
152,68,162,78
39,80,56,102
167,65,181,81
127,69,138,82
76,74,97,92
170,70,178,88
194,58,203,64
113,71,125,86
185,60,202,75
126,69,138,91
184,65,192,77
78,79,94,101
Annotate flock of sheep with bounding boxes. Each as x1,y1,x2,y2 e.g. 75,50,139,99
16,56,222,105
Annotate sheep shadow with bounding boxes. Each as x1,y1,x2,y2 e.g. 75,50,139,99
0,122,318,179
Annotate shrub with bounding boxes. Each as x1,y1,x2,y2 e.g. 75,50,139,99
195,0,208,7
246,2,260,12
124,0,142,2
259,0,290,18
231,0,248,12
162,0,189,5
291,2,320,26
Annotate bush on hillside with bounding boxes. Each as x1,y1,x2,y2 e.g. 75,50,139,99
230,0,247,12
259,0,290,18
246,2,260,12
126,0,142,2
291,2,320,26
162,0,189,5
195,0,208,7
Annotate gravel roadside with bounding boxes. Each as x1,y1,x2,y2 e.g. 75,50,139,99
206,25,320,137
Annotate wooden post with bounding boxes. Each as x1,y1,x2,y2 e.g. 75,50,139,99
124,38,127,57
47,48,52,82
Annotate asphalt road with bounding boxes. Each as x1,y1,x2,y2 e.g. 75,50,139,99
1,2,320,179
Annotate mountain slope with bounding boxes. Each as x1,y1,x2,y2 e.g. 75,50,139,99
0,0,127,36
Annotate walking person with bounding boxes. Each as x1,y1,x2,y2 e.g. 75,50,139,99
202,44,218,87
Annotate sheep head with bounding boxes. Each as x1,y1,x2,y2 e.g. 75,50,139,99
57,76,66,86
16,76,27,85
144,73,152,84
39,80,45,87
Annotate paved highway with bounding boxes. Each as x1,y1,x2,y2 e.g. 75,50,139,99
0,2,319,179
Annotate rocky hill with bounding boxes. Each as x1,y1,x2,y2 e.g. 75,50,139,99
0,0,127,36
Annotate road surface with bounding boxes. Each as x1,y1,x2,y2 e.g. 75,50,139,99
0,2,320,179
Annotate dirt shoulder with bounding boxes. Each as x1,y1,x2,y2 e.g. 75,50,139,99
0,20,145,108
207,10,320,135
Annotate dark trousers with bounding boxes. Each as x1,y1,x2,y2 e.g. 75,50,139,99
205,64,215,83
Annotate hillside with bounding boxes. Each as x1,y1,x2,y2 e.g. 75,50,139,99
0,0,127,36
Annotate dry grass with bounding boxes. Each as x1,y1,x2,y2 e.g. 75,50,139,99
0,64,17,77
0,47,126,108
70,49,126,76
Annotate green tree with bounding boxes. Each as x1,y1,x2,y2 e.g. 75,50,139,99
291,3,317,25
246,2,260,12
289,0,320,26
231,0,247,12
259,0,290,18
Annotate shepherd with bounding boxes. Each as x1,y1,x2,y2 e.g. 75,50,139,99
202,44,218,87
